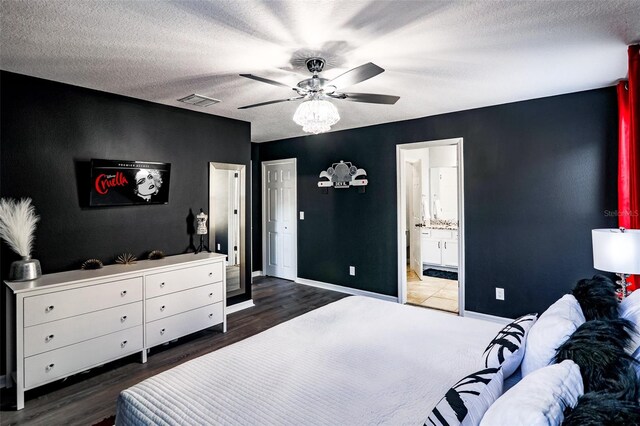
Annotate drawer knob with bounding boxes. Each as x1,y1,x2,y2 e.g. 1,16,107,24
160,282,165,288
46,363,55,372
45,334,55,342
160,328,165,335
208,313,214,319
45,305,55,313
121,290,127,297
208,272,213,277
121,340,128,348
160,305,166,312
121,315,127,322
209,292,213,297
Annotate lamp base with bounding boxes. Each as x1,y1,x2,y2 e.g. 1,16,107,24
615,273,631,299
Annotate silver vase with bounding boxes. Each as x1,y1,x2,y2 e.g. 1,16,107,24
9,256,42,281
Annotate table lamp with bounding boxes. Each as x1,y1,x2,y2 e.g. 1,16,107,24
592,228,640,298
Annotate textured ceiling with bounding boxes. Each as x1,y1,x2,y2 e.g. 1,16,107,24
1,1,639,142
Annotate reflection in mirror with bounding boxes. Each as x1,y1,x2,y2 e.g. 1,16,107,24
209,162,245,297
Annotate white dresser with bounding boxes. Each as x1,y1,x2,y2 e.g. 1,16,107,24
4,253,226,410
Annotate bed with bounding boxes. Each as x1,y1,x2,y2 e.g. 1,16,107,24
116,296,504,425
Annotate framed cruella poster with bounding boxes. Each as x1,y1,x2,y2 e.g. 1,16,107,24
89,159,171,206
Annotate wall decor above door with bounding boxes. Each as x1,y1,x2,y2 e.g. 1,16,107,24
318,161,368,191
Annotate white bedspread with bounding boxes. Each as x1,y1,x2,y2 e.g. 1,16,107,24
116,296,503,426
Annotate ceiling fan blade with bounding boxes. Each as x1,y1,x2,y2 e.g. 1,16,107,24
238,96,303,110
331,92,400,105
239,74,293,89
328,62,385,89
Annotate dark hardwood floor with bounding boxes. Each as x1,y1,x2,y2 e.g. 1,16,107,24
0,277,347,426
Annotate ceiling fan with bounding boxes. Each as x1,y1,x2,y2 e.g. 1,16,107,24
237,57,400,110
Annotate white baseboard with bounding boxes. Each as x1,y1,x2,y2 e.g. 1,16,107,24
296,277,398,303
463,310,513,324
226,299,255,314
0,374,5,388
251,270,263,278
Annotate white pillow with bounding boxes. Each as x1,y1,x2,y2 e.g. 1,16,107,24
480,360,583,426
482,314,537,377
425,367,504,426
619,289,640,354
521,294,585,376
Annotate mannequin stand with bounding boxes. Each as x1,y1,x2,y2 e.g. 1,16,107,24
194,234,210,254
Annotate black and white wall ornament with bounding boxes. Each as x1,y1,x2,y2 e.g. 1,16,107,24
318,161,368,192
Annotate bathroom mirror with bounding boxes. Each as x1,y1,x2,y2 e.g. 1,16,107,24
209,162,246,297
430,167,458,221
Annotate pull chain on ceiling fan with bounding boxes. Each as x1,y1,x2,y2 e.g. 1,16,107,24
238,58,400,134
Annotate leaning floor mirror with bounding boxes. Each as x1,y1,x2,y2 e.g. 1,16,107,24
209,162,246,298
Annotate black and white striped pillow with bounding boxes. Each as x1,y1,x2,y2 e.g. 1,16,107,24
425,367,503,426
483,314,537,377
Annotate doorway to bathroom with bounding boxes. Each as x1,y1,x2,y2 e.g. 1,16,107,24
397,138,464,314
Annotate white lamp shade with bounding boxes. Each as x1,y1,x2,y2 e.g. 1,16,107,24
592,229,640,274
293,99,340,134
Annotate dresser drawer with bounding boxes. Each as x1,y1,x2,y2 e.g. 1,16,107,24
24,325,143,389
24,302,143,357
146,303,223,348
146,262,223,298
146,283,223,322
24,277,143,327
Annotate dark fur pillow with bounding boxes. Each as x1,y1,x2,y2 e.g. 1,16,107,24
562,391,640,426
572,275,619,321
554,319,637,395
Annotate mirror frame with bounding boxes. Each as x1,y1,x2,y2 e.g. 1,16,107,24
209,162,246,298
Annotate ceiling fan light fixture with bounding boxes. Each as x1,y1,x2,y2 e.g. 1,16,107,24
293,99,340,134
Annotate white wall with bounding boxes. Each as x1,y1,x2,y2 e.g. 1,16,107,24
429,145,457,168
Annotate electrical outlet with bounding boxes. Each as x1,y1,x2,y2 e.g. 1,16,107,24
349,266,356,276
299,211,304,220
217,243,221,251
496,287,505,300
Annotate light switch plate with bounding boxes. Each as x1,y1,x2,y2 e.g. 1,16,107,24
496,288,505,300
299,211,304,220
349,266,356,276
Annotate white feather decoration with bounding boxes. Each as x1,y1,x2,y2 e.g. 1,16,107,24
0,198,40,258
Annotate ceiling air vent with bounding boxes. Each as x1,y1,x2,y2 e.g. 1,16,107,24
177,94,220,107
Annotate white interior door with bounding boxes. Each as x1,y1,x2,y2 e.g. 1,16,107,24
409,160,423,279
263,159,297,280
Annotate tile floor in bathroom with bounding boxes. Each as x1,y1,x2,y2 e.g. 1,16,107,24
407,267,459,313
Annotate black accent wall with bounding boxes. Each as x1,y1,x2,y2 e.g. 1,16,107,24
1,72,252,374
253,88,618,318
